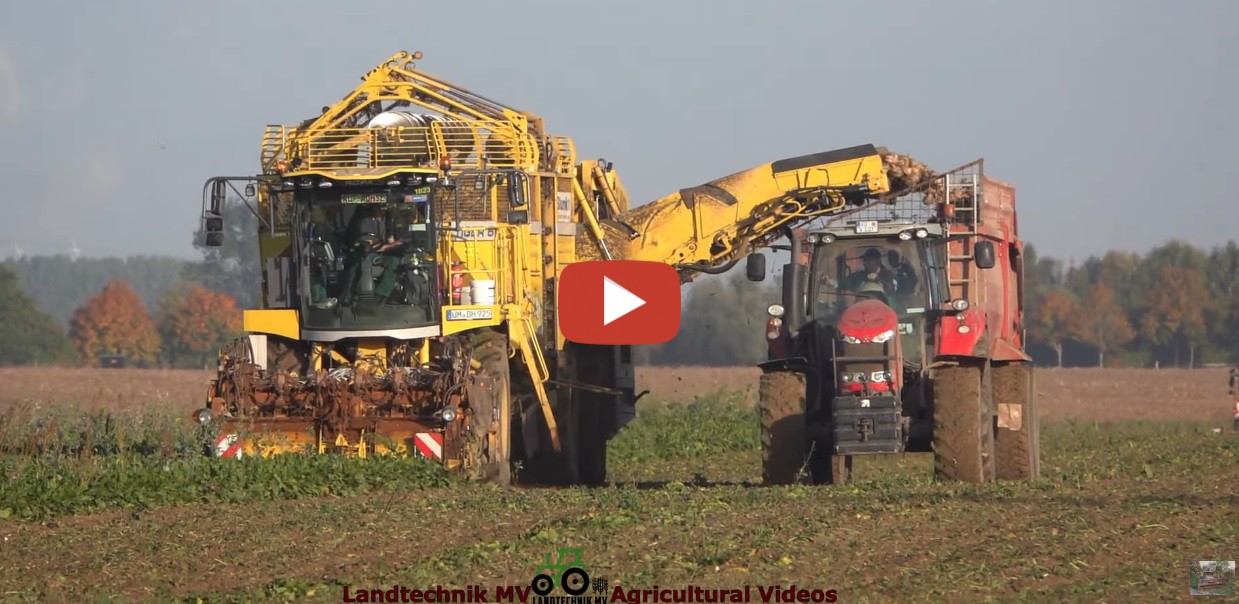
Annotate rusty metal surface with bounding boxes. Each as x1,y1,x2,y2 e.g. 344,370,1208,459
206,336,478,460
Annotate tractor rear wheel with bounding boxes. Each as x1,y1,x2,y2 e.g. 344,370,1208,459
759,370,808,485
932,363,996,484
993,362,1041,481
470,332,512,485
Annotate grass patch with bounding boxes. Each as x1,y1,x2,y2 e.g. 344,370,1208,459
609,390,759,464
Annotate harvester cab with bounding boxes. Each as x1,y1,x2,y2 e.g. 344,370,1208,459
750,159,1039,487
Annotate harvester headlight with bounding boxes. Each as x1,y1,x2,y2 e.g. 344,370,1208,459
840,334,862,344
915,228,929,238
957,325,971,334
898,231,913,241
441,407,458,423
870,371,891,383
821,233,836,244
387,179,402,186
192,407,213,424
767,304,785,318
806,234,820,244
870,328,896,344
951,298,970,312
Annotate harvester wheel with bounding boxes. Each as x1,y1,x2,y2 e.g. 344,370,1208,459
759,370,808,485
931,363,996,484
471,332,512,485
993,362,1041,480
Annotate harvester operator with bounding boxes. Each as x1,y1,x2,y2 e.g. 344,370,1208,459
340,203,407,306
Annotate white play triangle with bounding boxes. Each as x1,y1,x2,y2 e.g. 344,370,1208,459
602,275,646,325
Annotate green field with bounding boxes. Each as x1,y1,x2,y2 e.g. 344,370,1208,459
1,391,1237,602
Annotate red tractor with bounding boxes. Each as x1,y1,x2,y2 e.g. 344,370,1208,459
746,159,1040,484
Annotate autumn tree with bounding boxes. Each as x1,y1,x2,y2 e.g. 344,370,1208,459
1076,283,1135,367
68,280,161,366
1137,265,1213,367
156,284,243,368
1028,287,1083,367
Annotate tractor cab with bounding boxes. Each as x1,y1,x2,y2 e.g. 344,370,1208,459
805,221,949,368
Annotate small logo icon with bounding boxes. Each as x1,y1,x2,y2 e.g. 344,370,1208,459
531,547,607,600
558,260,680,345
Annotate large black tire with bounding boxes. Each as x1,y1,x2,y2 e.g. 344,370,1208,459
759,371,808,485
470,332,512,485
931,363,996,484
993,362,1041,481
572,345,613,487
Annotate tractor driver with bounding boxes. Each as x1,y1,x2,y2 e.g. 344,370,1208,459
841,248,898,294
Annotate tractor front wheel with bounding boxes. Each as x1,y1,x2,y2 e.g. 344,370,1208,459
759,371,808,485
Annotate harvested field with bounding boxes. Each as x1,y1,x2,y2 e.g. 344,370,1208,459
636,365,1235,423
0,365,1236,602
3,365,1232,423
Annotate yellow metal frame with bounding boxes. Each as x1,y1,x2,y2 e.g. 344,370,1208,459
242,309,299,340
260,50,575,180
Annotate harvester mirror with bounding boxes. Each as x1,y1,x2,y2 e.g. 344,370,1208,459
209,180,227,215
507,172,528,207
974,240,997,269
746,253,767,282
202,214,224,247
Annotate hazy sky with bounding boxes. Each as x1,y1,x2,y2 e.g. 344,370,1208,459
0,0,1235,264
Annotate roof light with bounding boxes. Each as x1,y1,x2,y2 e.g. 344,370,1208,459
821,233,836,244
898,231,913,241
439,156,452,172
806,234,820,244
318,181,332,188
768,304,785,318
951,298,970,312
915,228,928,238
387,179,401,186
274,160,290,173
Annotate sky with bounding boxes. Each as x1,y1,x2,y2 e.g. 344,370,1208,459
0,0,1236,264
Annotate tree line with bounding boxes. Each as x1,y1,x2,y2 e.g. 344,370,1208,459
2,195,1236,370
639,239,1239,369
0,265,242,369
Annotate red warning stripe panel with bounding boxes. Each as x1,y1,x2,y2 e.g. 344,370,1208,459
214,434,244,459
413,432,444,461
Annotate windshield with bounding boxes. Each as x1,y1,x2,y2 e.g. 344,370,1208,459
809,238,932,362
299,185,439,333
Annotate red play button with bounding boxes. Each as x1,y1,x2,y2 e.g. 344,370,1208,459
558,261,681,345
